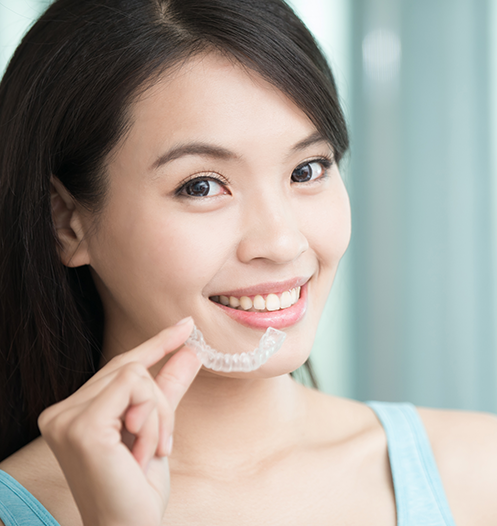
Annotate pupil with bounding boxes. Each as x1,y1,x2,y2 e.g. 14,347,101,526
292,164,312,182
187,180,210,196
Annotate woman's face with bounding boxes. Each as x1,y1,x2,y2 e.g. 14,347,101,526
82,53,351,378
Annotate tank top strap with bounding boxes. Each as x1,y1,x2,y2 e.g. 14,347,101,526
0,470,60,526
367,402,456,526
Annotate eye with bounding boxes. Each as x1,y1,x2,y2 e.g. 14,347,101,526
179,177,227,197
291,160,330,183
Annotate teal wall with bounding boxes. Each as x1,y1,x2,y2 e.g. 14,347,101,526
349,0,496,411
0,1,47,76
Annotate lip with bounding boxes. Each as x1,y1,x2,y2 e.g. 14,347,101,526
211,276,310,299
211,282,309,329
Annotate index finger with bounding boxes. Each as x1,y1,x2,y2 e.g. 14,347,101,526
102,317,195,374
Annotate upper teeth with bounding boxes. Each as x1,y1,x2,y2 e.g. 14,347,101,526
213,287,301,312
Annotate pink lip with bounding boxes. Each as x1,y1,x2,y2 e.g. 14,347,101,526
211,276,309,299
211,282,308,329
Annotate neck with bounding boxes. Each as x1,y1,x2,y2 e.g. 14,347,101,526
169,372,309,474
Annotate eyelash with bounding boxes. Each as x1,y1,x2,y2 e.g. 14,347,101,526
174,173,231,198
291,157,334,183
174,155,335,198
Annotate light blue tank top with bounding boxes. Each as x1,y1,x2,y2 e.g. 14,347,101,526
367,402,456,526
0,402,456,525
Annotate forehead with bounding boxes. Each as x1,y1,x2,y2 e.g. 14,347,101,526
122,53,318,164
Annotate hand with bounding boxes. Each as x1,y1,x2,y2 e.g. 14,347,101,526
38,317,201,526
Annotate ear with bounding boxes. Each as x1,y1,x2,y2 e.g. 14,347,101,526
50,176,91,267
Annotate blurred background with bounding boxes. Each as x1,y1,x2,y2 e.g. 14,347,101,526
1,0,496,412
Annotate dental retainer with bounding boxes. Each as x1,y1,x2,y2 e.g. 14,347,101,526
185,325,286,372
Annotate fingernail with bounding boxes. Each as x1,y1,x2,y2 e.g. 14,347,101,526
166,435,173,456
175,316,192,326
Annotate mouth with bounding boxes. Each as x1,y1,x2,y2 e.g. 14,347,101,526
210,286,301,313
209,278,309,329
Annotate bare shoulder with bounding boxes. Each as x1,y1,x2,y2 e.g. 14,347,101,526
298,385,380,437
0,437,80,526
418,406,497,526
0,436,53,483
294,386,389,454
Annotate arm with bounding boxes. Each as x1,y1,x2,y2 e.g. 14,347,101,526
419,407,497,526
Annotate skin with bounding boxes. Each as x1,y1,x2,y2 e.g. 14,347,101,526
1,52,497,525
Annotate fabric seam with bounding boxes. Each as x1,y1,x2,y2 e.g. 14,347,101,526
367,401,406,526
382,407,407,526
0,471,60,526
0,494,19,526
405,407,457,526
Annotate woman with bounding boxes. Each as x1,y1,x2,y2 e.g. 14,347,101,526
0,0,496,524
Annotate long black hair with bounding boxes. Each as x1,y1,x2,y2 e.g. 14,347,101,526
0,0,349,460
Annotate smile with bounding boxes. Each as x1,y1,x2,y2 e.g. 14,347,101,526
210,287,301,313
209,280,309,330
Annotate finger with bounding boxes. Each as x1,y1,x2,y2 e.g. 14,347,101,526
82,317,195,389
124,398,156,436
53,361,151,410
130,407,160,470
87,364,158,430
107,317,194,372
125,384,173,455
155,346,202,412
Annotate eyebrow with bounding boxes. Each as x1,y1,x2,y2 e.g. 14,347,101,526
150,131,331,171
151,143,239,170
289,131,330,154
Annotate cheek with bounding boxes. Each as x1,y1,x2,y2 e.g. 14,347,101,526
90,200,237,303
300,180,351,269
145,210,242,292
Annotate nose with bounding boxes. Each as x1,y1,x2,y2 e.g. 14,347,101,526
236,193,309,265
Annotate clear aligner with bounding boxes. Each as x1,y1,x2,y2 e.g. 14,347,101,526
184,325,286,373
